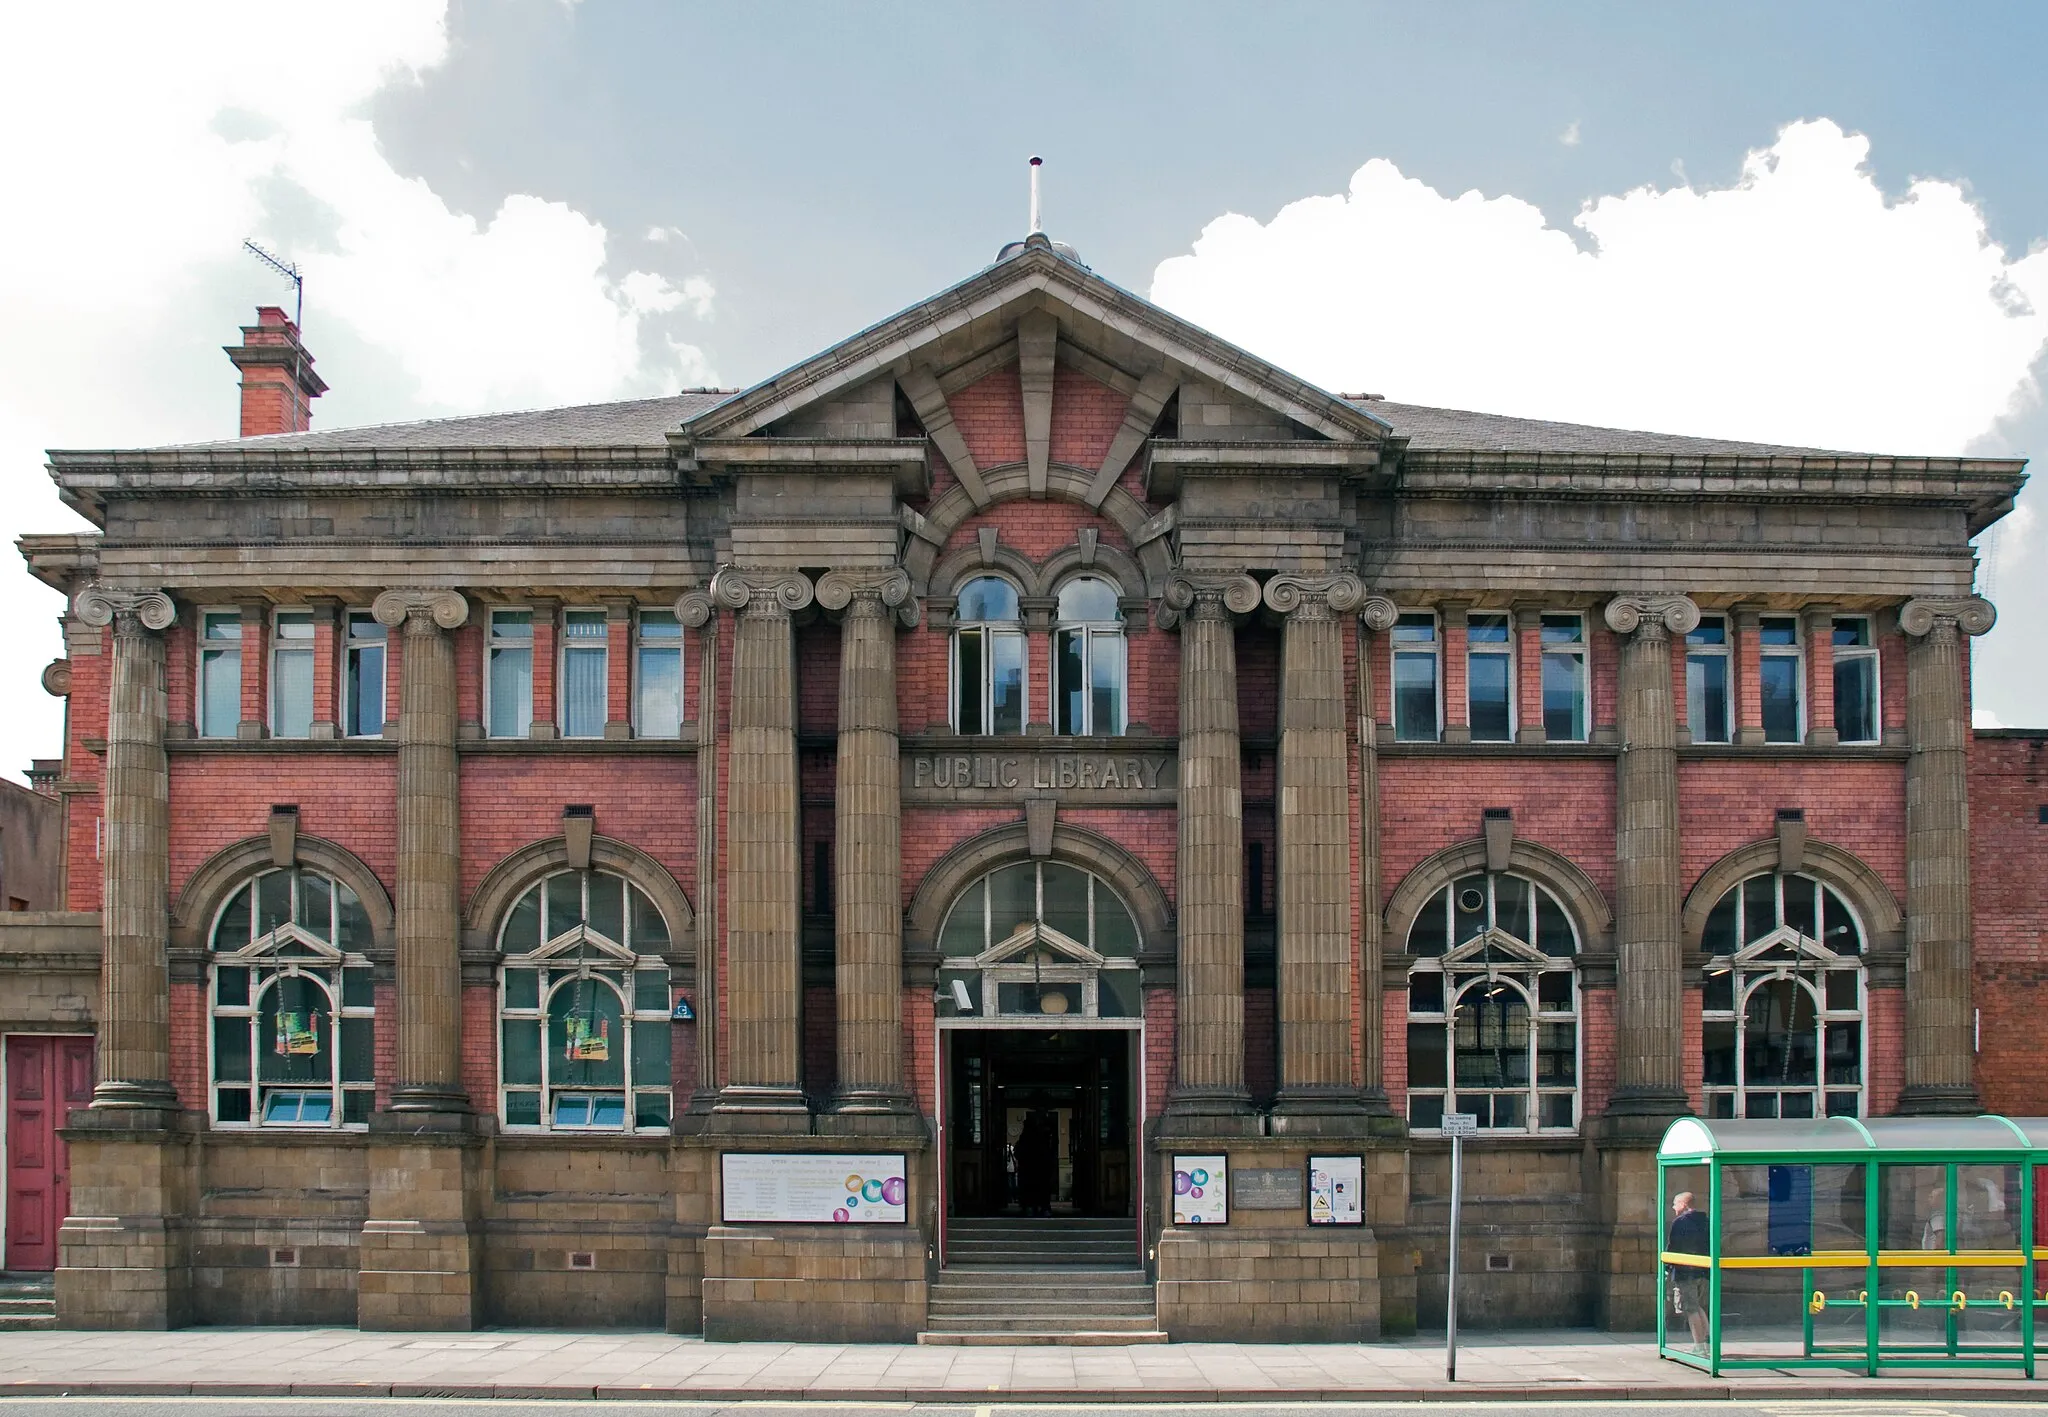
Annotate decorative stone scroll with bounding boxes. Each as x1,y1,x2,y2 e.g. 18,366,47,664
1602,594,1701,639
1358,595,1399,632
1899,595,1996,639
815,567,917,629
75,586,175,632
711,566,814,618
676,587,714,629
1262,572,1366,618
369,588,469,631
1157,572,1260,630
41,659,71,698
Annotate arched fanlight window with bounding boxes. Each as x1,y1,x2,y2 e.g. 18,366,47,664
497,868,674,1132
1053,576,1126,737
209,867,376,1128
1405,871,1579,1134
953,576,1026,735
936,861,1141,1019
1700,871,1865,1120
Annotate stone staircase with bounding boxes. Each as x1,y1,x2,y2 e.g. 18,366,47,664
922,1218,1161,1344
0,1274,56,1332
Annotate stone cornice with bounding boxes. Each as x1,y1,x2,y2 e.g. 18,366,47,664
1899,595,1996,638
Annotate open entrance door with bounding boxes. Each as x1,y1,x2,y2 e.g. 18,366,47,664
945,1028,1133,1218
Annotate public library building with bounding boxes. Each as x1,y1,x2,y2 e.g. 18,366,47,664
3,232,2043,1341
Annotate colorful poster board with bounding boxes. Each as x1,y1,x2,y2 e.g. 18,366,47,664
1172,1154,1228,1225
720,1153,908,1224
1308,1155,1364,1225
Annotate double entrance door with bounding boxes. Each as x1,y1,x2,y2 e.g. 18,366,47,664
945,1028,1133,1218
4,1035,93,1271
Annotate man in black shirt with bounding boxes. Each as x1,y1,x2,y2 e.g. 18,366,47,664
1668,1191,1711,1351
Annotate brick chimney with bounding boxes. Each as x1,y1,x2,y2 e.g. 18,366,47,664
224,306,327,437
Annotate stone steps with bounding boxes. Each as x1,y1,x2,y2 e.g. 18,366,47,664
923,1230,1160,1344
0,1277,55,1332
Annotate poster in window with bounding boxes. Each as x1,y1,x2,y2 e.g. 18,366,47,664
275,1010,320,1056
1308,1155,1364,1225
720,1152,909,1224
1172,1154,1228,1225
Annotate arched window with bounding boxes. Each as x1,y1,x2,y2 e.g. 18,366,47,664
953,576,1026,735
1405,871,1579,1134
209,867,376,1128
1053,576,1126,736
497,868,674,1132
1700,871,1865,1120
936,861,1141,1019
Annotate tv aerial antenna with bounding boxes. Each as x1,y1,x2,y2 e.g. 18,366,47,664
241,238,304,330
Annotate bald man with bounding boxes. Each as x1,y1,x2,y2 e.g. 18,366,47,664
1668,1190,1711,1351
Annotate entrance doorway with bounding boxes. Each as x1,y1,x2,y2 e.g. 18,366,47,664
4,1035,93,1272
945,1028,1134,1218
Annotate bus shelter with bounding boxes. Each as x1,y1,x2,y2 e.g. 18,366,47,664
1658,1115,2047,1377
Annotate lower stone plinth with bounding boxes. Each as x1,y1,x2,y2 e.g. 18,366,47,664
55,1120,194,1329
1155,1228,1381,1341
357,1134,482,1331
1596,1135,1662,1331
700,1225,928,1341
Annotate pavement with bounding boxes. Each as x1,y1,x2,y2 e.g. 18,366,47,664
0,1328,2044,1402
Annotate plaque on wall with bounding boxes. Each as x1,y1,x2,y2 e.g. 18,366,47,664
720,1153,908,1224
1233,1167,1304,1210
1308,1155,1364,1225
1171,1154,1228,1225
902,746,1177,805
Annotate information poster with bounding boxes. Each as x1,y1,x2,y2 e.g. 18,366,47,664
1172,1154,1228,1225
1308,1155,1364,1225
721,1153,908,1224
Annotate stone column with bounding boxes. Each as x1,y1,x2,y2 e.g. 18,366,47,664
371,589,471,1118
1265,572,1367,1131
1898,594,1996,1114
75,587,178,1114
709,567,812,1125
816,568,919,1128
678,588,720,1109
1603,594,1698,1120
1160,572,1262,1130
1357,596,1399,1112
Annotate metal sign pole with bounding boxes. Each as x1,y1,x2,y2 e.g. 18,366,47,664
1441,1112,1476,1382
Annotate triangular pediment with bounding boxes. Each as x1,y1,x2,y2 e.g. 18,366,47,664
1441,927,1552,968
1726,925,1844,968
675,240,1389,454
218,922,345,965
971,920,1104,971
517,924,638,967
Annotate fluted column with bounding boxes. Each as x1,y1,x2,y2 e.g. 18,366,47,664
678,588,720,1110
1604,594,1697,1118
1899,594,1996,1113
76,587,177,1113
1160,572,1262,1128
817,569,917,1123
371,589,471,1117
1356,595,1399,1112
1266,572,1367,1130
710,567,812,1121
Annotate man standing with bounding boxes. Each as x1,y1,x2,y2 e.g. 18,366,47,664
1668,1190,1711,1353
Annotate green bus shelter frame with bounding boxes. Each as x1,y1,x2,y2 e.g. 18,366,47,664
1658,1114,2048,1378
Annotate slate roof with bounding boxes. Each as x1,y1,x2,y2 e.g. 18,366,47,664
154,388,1850,460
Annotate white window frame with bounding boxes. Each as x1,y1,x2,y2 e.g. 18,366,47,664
268,609,315,739
1686,614,1732,744
1051,576,1126,737
197,607,243,739
497,868,674,1134
1832,615,1881,745
1391,610,1442,743
1758,615,1805,744
934,860,1144,1022
950,576,1027,736
486,607,535,739
342,609,387,738
634,608,684,739
1465,611,1515,743
559,607,609,739
1538,612,1588,743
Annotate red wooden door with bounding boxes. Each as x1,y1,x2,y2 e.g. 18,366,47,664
5,1036,94,1271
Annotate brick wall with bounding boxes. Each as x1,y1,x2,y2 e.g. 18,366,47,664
1970,734,2048,1112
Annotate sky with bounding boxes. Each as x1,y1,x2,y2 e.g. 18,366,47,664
1,1,2044,782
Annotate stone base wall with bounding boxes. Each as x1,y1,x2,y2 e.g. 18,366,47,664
1408,1143,1603,1329
1156,1229,1381,1341
700,1225,927,1341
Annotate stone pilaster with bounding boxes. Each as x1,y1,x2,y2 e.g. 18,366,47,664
679,588,720,1112
371,589,471,1120
1603,593,1697,1121
1159,572,1262,1132
1898,594,1996,1114
1356,594,1399,1115
74,587,178,1114
708,567,812,1126
815,568,919,1131
1265,572,1368,1133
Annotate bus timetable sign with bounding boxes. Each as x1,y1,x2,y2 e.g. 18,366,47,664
1440,1113,1478,1137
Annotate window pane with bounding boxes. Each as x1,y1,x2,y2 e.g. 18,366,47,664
1493,874,1530,943
257,975,330,1084
549,980,625,1087
1744,979,1818,1087
1536,971,1572,1009
1393,653,1438,741
1409,1093,1445,1129
1744,879,1777,946
939,881,985,957
200,649,241,737
271,648,313,737
1406,891,1447,956
214,885,252,951
502,1019,542,1086
990,632,1024,734
955,628,984,734
1452,876,1487,945
342,966,373,1008
1783,873,1818,941
203,611,242,641
546,873,585,935
257,871,291,936
504,967,539,1011
1057,577,1118,621
1760,617,1799,647
1467,613,1510,644
216,965,249,1007
1056,629,1084,735
1454,987,1529,1086
1408,972,1444,1014
636,646,683,737
214,1016,251,1082
958,577,1019,622
588,872,626,943
1687,655,1729,742
1093,893,1141,957
1823,887,1862,954
339,1018,373,1083
296,872,332,939
1407,1023,1447,1088
987,863,1037,939
1760,658,1800,743
1487,1093,1527,1129
629,887,670,950
337,885,372,953
489,647,533,736
1392,613,1436,644
633,968,669,1012
1468,654,1511,741
1835,656,1877,742
1541,652,1585,740
1703,891,1738,957
635,1090,672,1130
1687,617,1727,646
502,889,541,954
1703,969,1734,1013
1040,863,1090,942
1090,631,1125,736
1536,893,1575,956
346,644,385,736
631,1016,671,1087
1824,1021,1862,1085
1540,614,1583,644
562,646,607,738
1703,1018,1737,1086
504,1090,541,1126
1539,1093,1575,1129
217,1087,252,1123
1536,1021,1576,1085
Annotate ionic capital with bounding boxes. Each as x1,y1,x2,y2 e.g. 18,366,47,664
1358,595,1399,632
814,567,916,626
710,566,814,619
1158,572,1260,629
370,588,469,632
676,587,715,629
1262,572,1366,619
1899,595,1996,639
1603,594,1700,640
41,659,71,698
75,586,175,633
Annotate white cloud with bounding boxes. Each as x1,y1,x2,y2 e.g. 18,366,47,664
1150,120,2048,454
0,3,720,780
1974,707,2007,729
1560,121,1581,148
